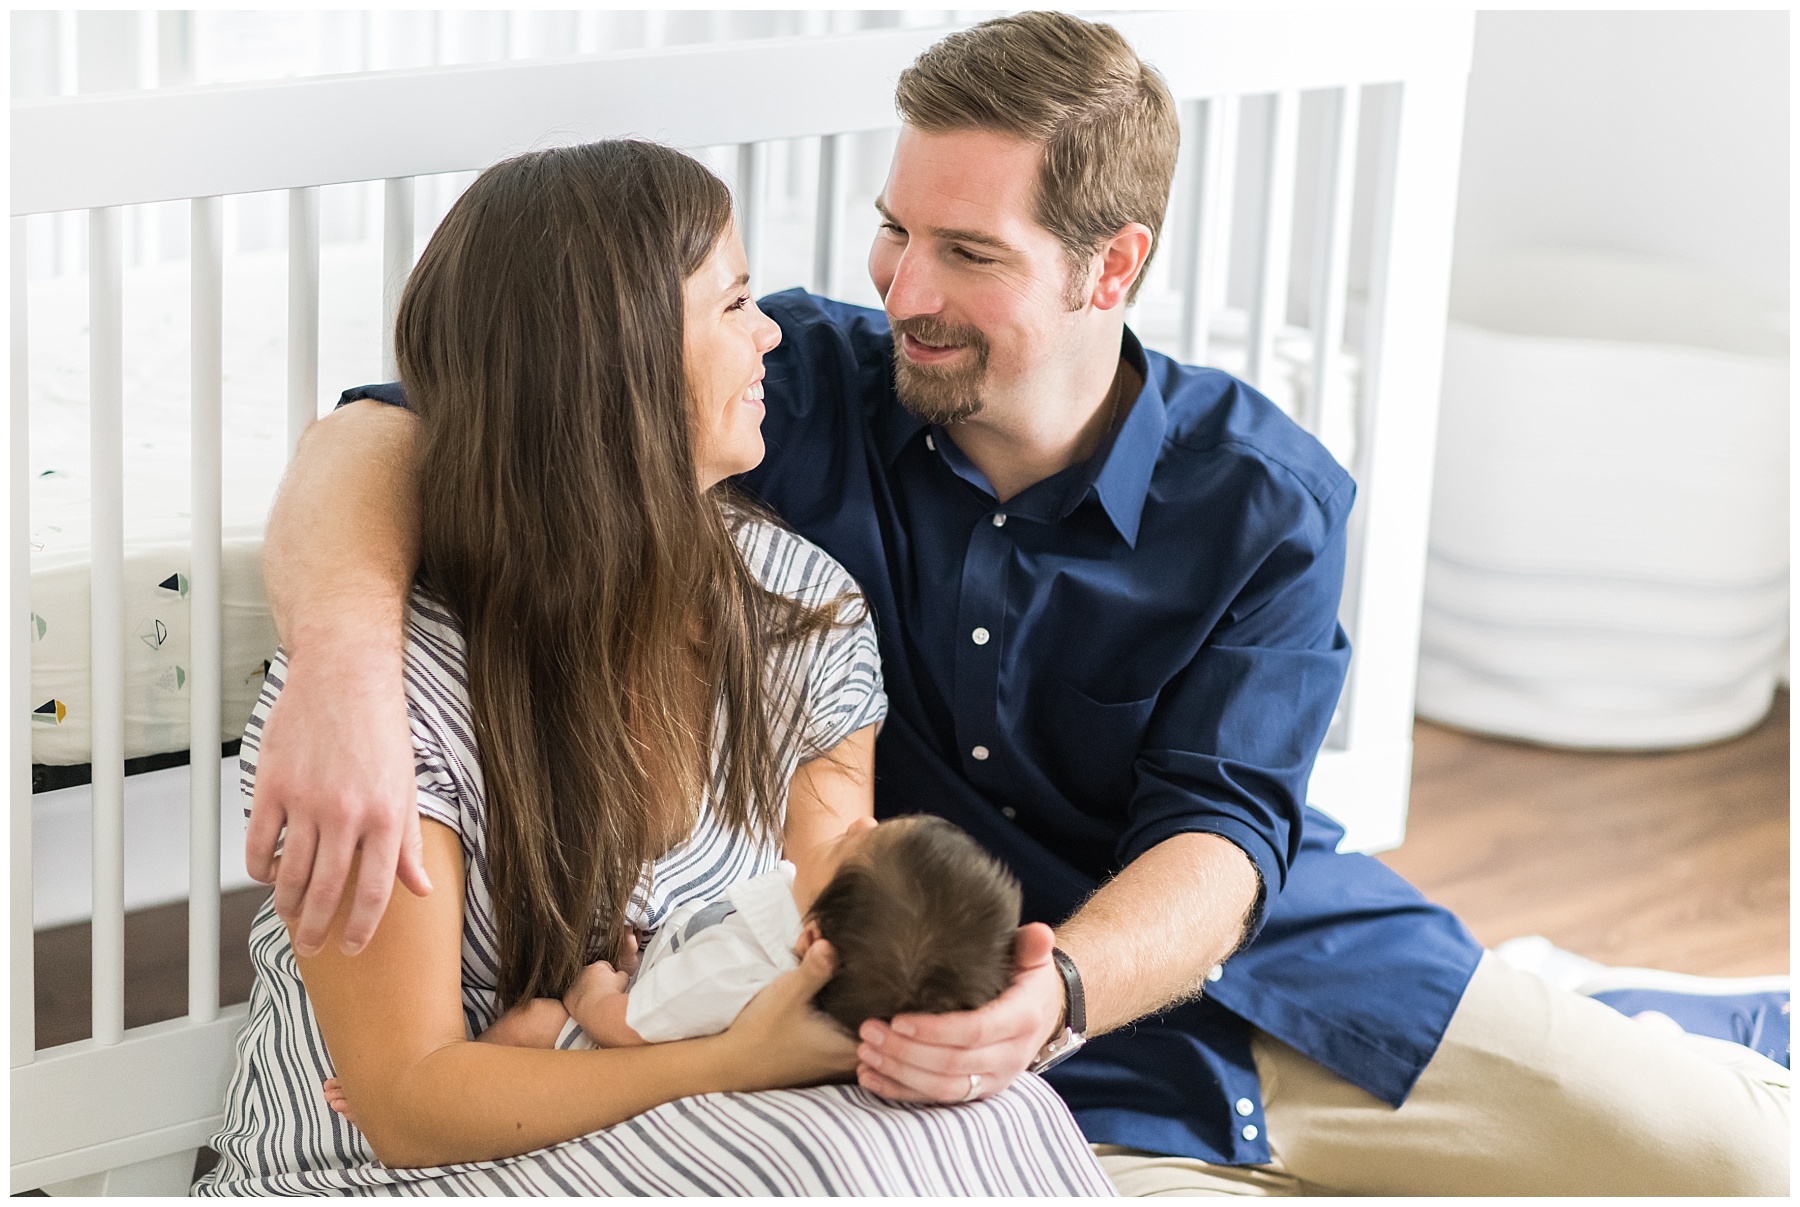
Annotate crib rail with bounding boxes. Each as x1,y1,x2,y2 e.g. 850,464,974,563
11,11,1473,1194
12,14,1461,216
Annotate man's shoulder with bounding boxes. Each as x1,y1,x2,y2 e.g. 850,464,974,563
337,381,408,410
760,288,891,343
759,289,894,394
1145,348,1355,525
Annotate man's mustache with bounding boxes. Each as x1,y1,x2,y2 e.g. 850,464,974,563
890,316,991,361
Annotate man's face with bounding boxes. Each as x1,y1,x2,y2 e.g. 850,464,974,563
869,126,1086,425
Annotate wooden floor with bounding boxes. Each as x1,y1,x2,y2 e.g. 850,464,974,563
31,692,1790,1048
1383,689,1790,978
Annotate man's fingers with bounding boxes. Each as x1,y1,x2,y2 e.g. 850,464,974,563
271,823,318,921
857,1032,991,1078
291,834,355,957
244,791,287,885
882,1004,1002,1049
338,825,402,955
856,1064,933,1102
857,1056,1013,1104
394,805,433,899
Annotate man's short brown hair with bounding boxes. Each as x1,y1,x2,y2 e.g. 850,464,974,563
895,11,1180,303
809,816,1020,1032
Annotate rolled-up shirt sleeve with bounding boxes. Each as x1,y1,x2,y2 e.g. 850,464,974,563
1115,471,1353,935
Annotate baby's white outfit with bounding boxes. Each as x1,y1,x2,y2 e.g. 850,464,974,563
557,862,803,1047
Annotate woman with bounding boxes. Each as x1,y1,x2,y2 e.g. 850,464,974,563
196,141,1108,1195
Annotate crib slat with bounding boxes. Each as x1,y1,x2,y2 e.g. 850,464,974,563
1168,99,1204,357
12,218,35,1067
287,187,320,457
88,206,126,1048
1245,90,1300,392
1328,84,1405,687
1309,87,1362,450
812,134,841,297
1181,95,1238,367
1163,99,1201,351
381,177,415,381
1352,86,1403,491
189,197,223,1024
736,142,763,286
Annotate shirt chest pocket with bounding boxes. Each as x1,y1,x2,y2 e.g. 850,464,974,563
1037,677,1158,811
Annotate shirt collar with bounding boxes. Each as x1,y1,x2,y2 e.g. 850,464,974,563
1078,327,1164,548
873,326,1166,547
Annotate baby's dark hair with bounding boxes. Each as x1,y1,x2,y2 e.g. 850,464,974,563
809,815,1021,1033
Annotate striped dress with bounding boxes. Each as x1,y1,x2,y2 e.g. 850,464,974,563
196,518,1112,1197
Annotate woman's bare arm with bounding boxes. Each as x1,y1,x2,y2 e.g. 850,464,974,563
249,399,428,958
782,724,877,874
299,820,857,1169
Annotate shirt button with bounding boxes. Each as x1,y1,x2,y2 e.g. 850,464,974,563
992,513,1007,527
1241,1124,1259,1142
1235,1098,1254,1116
971,745,990,761
971,627,990,645
1001,806,1016,819
1207,965,1224,982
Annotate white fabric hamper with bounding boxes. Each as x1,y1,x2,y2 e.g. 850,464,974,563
1418,249,1788,748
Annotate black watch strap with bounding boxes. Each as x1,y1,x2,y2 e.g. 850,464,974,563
1050,947,1086,1037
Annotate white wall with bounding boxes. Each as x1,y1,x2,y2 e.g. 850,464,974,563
1453,10,1788,304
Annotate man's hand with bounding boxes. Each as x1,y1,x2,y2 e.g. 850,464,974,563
854,921,1062,1102
246,640,430,957
251,398,425,957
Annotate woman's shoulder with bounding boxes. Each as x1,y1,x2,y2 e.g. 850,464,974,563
729,513,863,608
401,590,472,700
399,589,479,757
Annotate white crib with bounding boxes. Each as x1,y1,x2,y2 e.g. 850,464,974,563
10,11,1473,1194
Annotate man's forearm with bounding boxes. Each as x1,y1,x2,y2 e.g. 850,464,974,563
1053,831,1259,1036
264,399,421,649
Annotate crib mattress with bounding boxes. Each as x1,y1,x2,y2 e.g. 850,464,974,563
29,532,278,765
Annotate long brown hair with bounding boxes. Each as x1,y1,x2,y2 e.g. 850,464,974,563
398,140,837,1009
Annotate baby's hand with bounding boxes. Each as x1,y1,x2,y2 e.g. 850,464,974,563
565,959,646,1047
617,929,645,976
565,959,629,1013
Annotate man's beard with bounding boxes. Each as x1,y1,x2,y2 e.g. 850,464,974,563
890,315,991,426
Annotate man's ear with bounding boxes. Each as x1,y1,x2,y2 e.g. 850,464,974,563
795,919,824,957
1087,222,1155,312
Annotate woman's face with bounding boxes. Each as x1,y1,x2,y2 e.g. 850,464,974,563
685,222,782,491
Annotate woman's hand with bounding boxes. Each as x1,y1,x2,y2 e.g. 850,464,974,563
716,940,858,1091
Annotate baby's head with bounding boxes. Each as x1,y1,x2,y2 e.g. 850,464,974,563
798,815,1021,1033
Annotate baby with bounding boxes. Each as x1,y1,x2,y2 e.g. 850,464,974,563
324,815,1019,1117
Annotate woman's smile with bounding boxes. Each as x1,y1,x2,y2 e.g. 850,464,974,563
684,221,781,490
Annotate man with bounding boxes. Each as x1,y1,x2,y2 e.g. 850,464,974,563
252,13,1788,1195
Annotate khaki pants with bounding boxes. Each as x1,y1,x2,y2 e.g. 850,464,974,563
1096,952,1790,1196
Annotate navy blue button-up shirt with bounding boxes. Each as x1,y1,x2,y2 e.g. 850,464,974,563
340,289,1481,1166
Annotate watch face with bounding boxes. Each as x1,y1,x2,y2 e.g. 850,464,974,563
1029,1028,1086,1075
